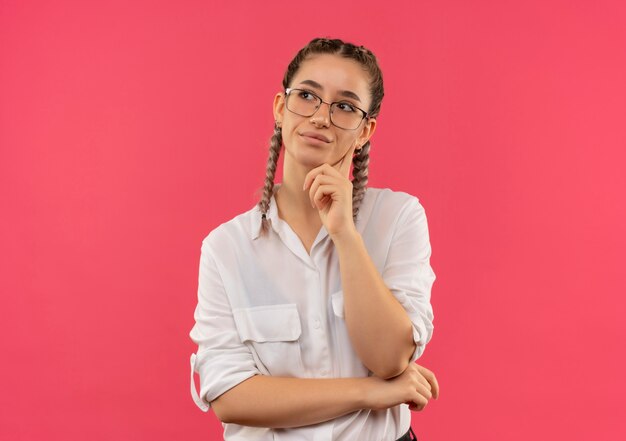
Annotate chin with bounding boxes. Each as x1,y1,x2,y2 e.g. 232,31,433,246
300,155,326,166
286,144,332,167
296,152,328,168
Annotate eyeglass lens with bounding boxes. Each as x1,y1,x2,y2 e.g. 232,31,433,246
287,89,363,130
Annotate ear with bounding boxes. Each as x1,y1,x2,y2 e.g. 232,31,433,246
356,117,377,146
273,92,285,125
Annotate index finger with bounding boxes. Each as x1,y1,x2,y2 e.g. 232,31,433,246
416,365,440,399
333,143,357,179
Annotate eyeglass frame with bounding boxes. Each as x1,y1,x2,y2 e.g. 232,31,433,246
284,87,370,130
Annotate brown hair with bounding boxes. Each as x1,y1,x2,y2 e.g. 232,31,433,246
257,37,385,235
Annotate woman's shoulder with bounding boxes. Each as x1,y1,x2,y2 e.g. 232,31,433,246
357,186,425,233
365,186,422,211
199,204,259,250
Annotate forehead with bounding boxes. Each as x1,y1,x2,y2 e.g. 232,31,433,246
291,53,370,102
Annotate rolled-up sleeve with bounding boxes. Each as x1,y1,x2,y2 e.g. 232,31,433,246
189,237,261,412
382,196,436,363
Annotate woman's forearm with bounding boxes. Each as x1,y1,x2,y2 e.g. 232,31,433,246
332,229,416,378
211,374,372,428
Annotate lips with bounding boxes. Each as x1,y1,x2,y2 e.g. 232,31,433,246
299,131,331,143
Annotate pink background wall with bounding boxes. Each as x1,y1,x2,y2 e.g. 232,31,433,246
2,0,625,439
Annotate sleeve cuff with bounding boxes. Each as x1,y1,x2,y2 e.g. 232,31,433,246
409,324,425,363
190,353,209,412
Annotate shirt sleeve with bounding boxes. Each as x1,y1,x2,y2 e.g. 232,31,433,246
382,196,437,364
189,236,261,412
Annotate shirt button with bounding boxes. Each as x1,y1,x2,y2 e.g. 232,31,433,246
313,318,321,329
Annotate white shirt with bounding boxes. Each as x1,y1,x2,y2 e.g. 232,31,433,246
189,183,436,441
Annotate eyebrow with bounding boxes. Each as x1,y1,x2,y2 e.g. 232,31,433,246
297,79,362,103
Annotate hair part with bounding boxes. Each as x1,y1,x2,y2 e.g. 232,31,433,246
257,37,385,236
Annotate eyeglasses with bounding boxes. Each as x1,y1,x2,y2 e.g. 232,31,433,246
284,87,369,130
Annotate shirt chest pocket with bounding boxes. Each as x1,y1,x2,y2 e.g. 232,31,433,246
232,303,305,377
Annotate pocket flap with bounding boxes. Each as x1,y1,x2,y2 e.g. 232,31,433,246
233,303,302,342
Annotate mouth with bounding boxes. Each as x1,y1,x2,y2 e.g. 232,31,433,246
299,131,331,143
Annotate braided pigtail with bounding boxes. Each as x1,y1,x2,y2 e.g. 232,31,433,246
257,123,283,235
351,141,370,221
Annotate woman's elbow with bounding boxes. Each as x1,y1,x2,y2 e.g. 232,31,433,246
210,394,232,423
374,360,410,380
373,343,415,379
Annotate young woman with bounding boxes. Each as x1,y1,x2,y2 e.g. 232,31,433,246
189,37,439,441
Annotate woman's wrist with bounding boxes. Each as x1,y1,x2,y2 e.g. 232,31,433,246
359,375,382,410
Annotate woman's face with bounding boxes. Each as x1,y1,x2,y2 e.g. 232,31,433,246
273,53,377,171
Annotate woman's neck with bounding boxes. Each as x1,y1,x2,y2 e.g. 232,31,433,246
274,181,321,226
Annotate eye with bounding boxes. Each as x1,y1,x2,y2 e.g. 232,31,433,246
297,90,316,101
336,102,356,113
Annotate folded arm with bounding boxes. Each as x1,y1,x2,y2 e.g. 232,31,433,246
211,374,370,428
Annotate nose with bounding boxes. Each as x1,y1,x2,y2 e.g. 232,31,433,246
310,102,331,127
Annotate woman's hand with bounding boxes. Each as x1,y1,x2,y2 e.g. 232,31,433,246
302,143,358,238
364,362,440,412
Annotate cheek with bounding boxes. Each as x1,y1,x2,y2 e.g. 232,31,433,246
339,136,358,151
282,129,293,145
279,128,297,152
